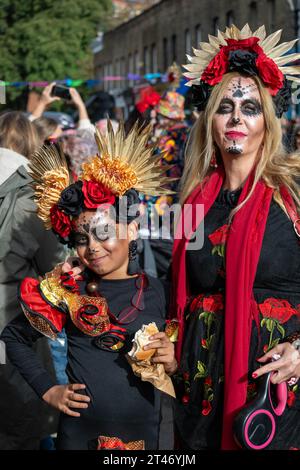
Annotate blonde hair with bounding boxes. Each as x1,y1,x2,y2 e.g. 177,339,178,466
0,111,40,159
180,72,300,218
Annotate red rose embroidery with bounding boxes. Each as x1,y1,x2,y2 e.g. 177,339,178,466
50,204,72,238
263,344,269,354
201,400,212,416
259,298,297,324
82,180,115,209
203,294,224,313
204,377,212,387
182,394,190,404
183,372,190,381
208,224,229,246
287,391,296,407
190,294,204,312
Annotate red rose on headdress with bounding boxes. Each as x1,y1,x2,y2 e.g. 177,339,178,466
201,48,228,86
50,204,72,238
201,37,284,95
82,180,116,209
256,54,284,96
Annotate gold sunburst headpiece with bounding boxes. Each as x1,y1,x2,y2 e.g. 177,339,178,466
28,120,173,241
183,24,300,115
28,144,70,229
80,120,171,197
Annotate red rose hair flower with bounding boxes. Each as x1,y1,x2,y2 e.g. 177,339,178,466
82,180,116,209
50,204,72,238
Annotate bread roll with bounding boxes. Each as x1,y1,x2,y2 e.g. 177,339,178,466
128,322,159,362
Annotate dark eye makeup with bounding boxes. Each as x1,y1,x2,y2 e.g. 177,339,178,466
216,97,262,116
73,232,89,246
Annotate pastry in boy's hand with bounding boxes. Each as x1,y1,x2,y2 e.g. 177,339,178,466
128,322,159,362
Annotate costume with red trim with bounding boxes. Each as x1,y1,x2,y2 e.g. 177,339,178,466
1,121,171,450
171,24,300,451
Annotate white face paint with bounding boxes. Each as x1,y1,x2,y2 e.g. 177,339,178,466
72,210,135,278
212,76,265,158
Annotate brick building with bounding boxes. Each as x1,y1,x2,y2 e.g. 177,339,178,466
94,0,296,93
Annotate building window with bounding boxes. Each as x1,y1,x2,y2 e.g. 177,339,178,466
195,24,202,45
114,59,120,88
151,43,157,73
185,28,192,54
96,65,102,81
109,63,113,91
134,50,139,75
120,56,125,87
249,1,258,27
171,34,177,62
226,10,235,26
143,46,150,74
213,17,219,35
103,64,108,91
163,37,168,71
129,53,134,85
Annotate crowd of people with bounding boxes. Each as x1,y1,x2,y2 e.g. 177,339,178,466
0,22,300,452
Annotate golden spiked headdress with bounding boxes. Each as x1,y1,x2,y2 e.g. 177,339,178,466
183,24,300,116
28,120,172,242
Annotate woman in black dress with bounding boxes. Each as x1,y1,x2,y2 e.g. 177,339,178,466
170,24,300,449
0,122,175,450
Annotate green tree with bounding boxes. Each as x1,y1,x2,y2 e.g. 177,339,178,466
0,0,113,108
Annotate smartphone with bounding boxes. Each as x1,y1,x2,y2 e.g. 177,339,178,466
51,84,71,101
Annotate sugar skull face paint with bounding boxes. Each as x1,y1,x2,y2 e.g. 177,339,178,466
212,76,265,158
72,210,137,279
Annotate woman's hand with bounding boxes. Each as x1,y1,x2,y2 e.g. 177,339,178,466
144,332,178,375
61,256,85,280
42,383,90,417
253,342,300,384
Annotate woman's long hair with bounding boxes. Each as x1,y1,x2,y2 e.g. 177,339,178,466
180,72,300,217
0,111,40,158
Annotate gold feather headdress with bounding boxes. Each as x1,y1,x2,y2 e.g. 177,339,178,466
183,23,300,93
28,120,172,234
81,120,171,196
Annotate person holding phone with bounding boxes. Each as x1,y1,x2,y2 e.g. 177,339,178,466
29,83,93,132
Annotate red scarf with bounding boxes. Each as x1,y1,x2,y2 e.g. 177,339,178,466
171,166,274,449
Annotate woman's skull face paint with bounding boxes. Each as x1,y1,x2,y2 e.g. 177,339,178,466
212,76,265,158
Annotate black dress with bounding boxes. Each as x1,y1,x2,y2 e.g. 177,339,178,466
174,187,300,450
1,275,167,450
